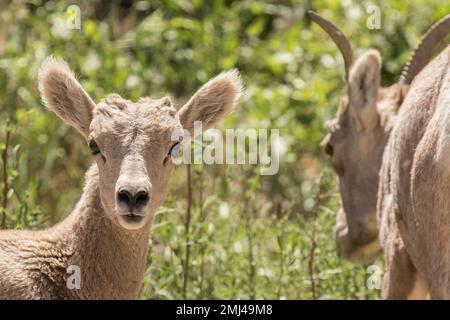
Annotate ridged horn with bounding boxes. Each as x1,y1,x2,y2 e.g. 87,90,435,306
400,14,450,84
308,10,354,80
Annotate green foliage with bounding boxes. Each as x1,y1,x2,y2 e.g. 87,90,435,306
0,0,448,299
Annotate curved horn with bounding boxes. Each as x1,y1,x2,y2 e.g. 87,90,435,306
400,14,450,84
308,10,353,80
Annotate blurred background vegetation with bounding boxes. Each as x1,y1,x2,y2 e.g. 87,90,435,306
0,0,448,299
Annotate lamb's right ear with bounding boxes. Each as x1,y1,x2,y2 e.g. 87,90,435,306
38,57,95,138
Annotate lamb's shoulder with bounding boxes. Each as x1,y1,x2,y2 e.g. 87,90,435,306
0,228,76,299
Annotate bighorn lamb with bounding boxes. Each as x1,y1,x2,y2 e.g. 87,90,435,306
308,11,450,265
0,58,242,299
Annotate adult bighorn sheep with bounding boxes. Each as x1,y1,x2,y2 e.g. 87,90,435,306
0,58,242,299
378,34,450,299
308,10,450,269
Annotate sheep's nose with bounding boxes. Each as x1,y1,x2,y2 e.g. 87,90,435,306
117,189,150,212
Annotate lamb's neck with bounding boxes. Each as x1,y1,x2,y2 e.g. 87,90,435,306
60,164,151,299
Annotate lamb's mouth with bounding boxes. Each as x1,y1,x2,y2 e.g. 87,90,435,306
119,213,145,224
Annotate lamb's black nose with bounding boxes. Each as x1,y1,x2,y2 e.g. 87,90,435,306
117,189,150,211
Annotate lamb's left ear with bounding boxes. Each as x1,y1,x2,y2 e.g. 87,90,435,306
38,57,96,138
178,69,243,135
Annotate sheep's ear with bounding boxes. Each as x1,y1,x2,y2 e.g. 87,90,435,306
347,50,381,130
178,70,243,135
38,57,95,138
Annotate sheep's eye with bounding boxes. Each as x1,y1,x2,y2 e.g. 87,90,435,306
89,140,101,155
169,142,181,158
163,142,182,166
324,143,334,157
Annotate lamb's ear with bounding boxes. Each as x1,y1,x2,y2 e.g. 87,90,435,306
177,70,243,135
347,50,381,130
38,57,95,138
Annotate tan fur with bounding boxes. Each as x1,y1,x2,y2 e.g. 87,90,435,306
0,57,242,299
378,45,450,299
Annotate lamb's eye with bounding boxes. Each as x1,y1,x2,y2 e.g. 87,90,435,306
89,140,101,155
169,142,181,158
164,142,182,166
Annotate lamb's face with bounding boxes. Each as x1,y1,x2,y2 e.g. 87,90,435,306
88,95,184,229
38,57,242,231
